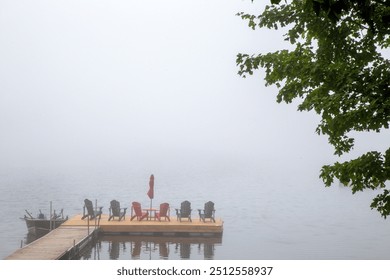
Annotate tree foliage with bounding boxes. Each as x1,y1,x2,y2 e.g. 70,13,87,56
237,0,390,217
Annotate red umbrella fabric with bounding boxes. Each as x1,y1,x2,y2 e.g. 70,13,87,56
147,174,154,200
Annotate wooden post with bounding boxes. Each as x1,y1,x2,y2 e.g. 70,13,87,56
95,199,97,229
50,201,53,231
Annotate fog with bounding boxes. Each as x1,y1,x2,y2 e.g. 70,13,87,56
0,0,388,172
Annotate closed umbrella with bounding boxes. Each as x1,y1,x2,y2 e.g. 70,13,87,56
147,174,154,209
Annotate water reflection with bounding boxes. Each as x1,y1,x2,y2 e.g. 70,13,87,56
24,230,51,246
78,235,222,260
79,240,102,260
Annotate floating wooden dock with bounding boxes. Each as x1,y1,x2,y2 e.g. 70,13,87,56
63,214,223,236
5,214,223,260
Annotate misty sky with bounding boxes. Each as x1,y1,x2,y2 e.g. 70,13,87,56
1,0,388,170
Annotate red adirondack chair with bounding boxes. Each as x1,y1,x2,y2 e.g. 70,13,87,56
155,203,170,222
130,202,148,221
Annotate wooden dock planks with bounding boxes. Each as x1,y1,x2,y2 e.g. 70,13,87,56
5,226,94,260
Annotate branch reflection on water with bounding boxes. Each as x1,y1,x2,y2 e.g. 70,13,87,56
79,235,222,260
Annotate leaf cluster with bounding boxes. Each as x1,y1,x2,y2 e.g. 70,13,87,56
269,0,390,34
238,0,390,217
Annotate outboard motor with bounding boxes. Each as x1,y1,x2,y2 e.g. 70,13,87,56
38,210,45,219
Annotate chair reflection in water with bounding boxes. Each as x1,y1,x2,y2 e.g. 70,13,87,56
128,239,214,260
109,241,124,260
131,241,142,259
102,236,220,260
158,242,169,259
198,201,216,223
130,202,149,221
108,200,127,221
174,242,191,259
175,200,192,222
130,240,169,260
176,241,214,260
203,243,215,260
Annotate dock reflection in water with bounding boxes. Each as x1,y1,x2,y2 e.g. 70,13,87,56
78,235,222,260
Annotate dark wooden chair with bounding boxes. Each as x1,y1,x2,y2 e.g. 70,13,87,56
130,202,148,221
81,199,103,220
155,203,170,222
175,200,192,222
108,200,127,221
198,201,216,222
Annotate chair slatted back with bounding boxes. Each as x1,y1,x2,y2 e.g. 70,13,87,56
159,203,169,216
132,202,142,216
180,201,191,218
110,200,120,216
204,201,215,218
84,199,94,215
130,201,148,221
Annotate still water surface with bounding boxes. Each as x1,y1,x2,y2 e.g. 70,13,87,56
1,156,389,260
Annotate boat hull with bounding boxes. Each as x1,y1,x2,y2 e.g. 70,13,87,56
23,218,67,235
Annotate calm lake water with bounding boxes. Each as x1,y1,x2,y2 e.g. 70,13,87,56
1,155,389,260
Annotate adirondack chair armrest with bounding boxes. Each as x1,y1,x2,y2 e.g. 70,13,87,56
94,206,103,217
175,209,181,218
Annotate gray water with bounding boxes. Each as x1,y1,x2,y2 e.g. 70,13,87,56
1,154,389,260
